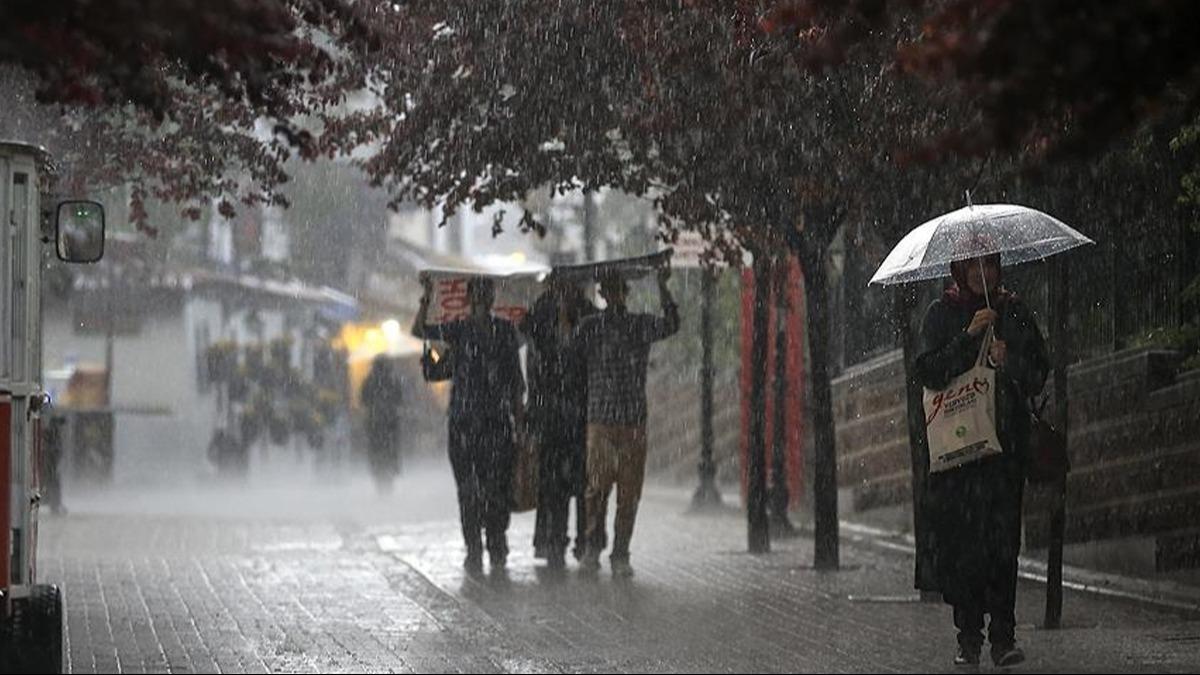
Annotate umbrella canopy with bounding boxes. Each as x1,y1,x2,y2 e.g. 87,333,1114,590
869,204,1094,286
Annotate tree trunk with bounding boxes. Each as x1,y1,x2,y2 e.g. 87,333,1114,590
747,254,772,553
770,255,796,535
799,241,839,569
583,188,598,262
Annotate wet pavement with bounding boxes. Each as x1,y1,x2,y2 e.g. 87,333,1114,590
37,459,1200,673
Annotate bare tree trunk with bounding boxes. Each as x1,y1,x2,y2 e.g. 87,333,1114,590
769,255,796,535
747,254,772,553
583,189,598,262
799,241,839,569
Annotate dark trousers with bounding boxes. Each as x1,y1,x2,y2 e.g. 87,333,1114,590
449,418,514,560
930,457,1025,656
532,425,600,558
952,553,1019,654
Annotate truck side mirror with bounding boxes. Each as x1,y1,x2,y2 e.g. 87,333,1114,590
56,200,105,263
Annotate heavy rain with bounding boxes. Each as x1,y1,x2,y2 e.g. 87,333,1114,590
1,2,1200,673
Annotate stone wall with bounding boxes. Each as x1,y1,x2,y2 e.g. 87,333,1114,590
831,345,1200,571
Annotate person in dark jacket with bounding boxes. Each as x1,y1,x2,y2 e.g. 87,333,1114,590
413,276,526,575
521,276,599,569
361,355,405,493
913,253,1048,668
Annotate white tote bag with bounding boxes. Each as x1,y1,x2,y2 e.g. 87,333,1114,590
923,330,1003,473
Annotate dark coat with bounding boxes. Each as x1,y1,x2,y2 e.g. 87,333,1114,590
521,292,596,491
913,293,1049,605
362,361,403,429
423,315,525,426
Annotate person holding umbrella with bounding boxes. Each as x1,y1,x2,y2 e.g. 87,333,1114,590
870,203,1091,667
914,250,1048,667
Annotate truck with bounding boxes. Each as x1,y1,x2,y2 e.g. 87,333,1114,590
1,140,105,672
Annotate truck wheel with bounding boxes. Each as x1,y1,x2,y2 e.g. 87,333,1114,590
0,609,15,672
22,584,64,673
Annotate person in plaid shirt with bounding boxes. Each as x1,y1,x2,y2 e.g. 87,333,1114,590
571,264,679,578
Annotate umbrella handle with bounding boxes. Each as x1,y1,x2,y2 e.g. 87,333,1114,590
978,256,991,309
974,324,995,368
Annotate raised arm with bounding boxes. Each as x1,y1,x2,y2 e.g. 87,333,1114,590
411,276,433,339
642,265,680,342
412,276,460,342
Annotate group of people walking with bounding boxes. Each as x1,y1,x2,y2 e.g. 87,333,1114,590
411,265,679,578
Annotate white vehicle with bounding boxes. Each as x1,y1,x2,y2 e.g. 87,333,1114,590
1,140,104,672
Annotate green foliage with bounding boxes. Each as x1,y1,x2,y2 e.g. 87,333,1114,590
1169,114,1200,368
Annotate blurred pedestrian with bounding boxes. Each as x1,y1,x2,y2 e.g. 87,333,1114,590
361,355,404,493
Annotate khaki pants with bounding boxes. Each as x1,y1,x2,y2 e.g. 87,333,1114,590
585,423,647,560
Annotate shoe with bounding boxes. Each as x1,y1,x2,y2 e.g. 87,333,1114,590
954,647,980,666
992,646,1025,667
610,558,634,579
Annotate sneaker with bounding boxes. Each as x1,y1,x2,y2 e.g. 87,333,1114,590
610,558,634,579
953,647,981,666
992,646,1025,667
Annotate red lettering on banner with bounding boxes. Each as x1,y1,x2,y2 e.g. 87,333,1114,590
495,306,527,323
438,278,468,295
440,296,469,312
435,277,469,323
427,277,533,325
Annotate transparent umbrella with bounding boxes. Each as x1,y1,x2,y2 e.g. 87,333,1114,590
868,203,1095,287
